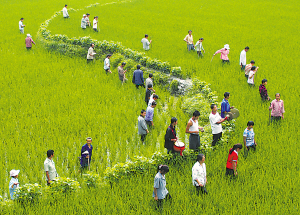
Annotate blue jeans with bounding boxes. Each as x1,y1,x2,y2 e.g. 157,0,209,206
187,44,194,51
241,65,245,70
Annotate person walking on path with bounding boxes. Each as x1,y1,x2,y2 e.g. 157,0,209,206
85,13,91,27
209,104,228,146
118,62,127,83
247,66,259,87
81,14,87,29
243,121,257,158
44,150,58,185
153,165,171,210
192,154,208,195
104,54,112,74
186,110,204,151
63,5,69,18
240,46,249,70
141,34,152,51
9,170,20,200
221,92,234,118
19,18,25,34
225,144,243,177
80,137,93,170
259,79,270,101
148,94,158,107
269,93,285,123
245,60,255,79
195,38,205,58
183,30,194,51
138,109,149,143
132,65,145,88
213,44,230,64
164,117,178,154
25,34,35,50
145,101,156,127
93,16,98,32
145,73,155,93
87,43,96,63
145,84,153,105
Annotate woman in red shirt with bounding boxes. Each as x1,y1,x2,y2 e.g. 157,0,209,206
226,144,243,177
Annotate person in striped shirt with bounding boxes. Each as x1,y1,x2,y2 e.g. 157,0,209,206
244,60,255,79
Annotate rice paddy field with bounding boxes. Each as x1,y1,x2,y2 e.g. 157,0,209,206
0,0,299,214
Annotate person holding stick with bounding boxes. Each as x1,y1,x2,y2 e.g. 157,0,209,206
9,169,20,200
186,110,204,151
269,93,285,123
225,144,243,177
44,150,59,185
80,137,93,170
213,44,230,64
141,34,152,51
153,165,171,210
192,154,208,195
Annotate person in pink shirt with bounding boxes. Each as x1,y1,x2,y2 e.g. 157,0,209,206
269,93,285,123
25,34,35,50
213,44,230,64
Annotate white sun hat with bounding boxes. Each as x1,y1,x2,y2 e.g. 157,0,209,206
27,34,31,37
224,44,230,49
10,169,20,177
83,14,86,17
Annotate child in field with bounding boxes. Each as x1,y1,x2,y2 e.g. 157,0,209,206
225,144,242,177
9,169,20,200
247,66,259,87
153,165,171,210
243,121,256,158
195,38,205,58
259,79,270,101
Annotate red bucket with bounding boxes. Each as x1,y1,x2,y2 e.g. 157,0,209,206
173,142,185,156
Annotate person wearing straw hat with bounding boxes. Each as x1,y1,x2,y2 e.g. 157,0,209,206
25,34,35,50
81,14,87,29
80,137,93,170
9,169,20,200
44,150,59,185
85,13,91,27
19,18,25,34
213,44,230,64
63,5,69,18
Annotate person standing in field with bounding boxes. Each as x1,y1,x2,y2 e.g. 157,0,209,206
63,5,69,18
145,84,153,105
104,54,112,74
247,66,259,87
87,43,96,63
164,117,178,154
245,60,255,79
243,121,257,158
19,18,25,34
153,165,171,210
269,93,285,123
118,62,127,83
25,34,35,50
209,104,228,146
44,150,59,185
192,154,208,195
148,94,159,107
145,73,155,93
141,34,152,51
138,109,149,143
195,38,205,58
221,92,234,118
93,16,98,32
213,44,230,64
186,110,204,151
132,65,145,88
259,79,270,101
80,137,93,170
81,14,87,29
240,46,249,70
85,13,91,27
9,169,20,200
145,101,157,127
225,143,243,177
183,30,194,51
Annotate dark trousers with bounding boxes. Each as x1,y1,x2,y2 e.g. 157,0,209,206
197,51,203,58
225,168,235,176
156,193,172,210
93,28,98,32
141,134,147,142
189,134,200,150
245,74,249,79
26,47,31,50
241,65,245,70
271,116,282,123
87,59,93,63
146,121,152,127
244,144,256,158
136,84,145,89
212,132,222,146
222,60,230,64
195,186,208,195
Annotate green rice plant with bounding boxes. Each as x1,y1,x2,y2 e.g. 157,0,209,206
14,183,42,204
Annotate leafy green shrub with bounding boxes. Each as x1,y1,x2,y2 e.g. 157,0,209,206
152,72,169,86
14,183,42,204
110,53,124,68
82,172,101,188
171,67,182,77
47,177,80,195
170,79,179,94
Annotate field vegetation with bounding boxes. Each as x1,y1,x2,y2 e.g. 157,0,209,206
0,0,299,214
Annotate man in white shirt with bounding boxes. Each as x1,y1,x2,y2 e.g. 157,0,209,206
44,150,58,185
63,5,69,18
93,16,98,32
247,66,259,87
209,104,228,146
183,30,194,51
104,54,112,74
195,38,205,58
240,46,249,70
141,34,152,51
145,73,155,93
19,18,25,34
87,43,96,63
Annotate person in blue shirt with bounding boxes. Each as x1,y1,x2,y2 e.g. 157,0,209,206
81,137,93,170
9,169,20,200
221,92,234,118
153,165,171,210
145,101,156,127
243,121,257,158
132,65,145,88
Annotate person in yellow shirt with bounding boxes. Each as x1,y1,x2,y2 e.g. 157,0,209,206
183,30,194,51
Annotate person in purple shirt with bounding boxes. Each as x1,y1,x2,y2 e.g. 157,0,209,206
221,92,234,118
132,65,145,89
145,101,157,127
81,137,93,169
